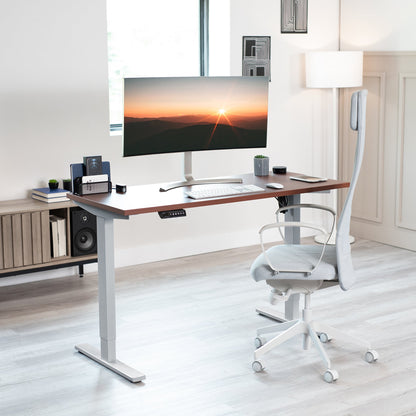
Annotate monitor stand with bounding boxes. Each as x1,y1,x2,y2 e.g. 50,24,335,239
159,152,243,192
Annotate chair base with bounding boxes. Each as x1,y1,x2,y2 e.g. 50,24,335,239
252,296,378,382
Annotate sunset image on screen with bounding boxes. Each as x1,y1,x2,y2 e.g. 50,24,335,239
123,77,268,157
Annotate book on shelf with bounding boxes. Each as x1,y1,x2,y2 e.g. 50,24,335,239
49,215,67,257
32,194,69,203
32,187,69,198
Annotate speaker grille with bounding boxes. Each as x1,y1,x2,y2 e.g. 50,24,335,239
74,228,96,253
71,208,97,256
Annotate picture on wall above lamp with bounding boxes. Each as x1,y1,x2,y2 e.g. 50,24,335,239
242,36,271,81
281,0,308,33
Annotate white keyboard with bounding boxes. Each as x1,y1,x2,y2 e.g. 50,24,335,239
185,184,265,200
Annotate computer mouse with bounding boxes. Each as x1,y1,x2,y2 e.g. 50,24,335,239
266,182,284,189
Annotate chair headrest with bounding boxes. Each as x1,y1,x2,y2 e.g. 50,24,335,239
350,91,358,131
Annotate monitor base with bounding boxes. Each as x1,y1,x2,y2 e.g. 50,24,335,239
159,176,243,192
159,151,243,192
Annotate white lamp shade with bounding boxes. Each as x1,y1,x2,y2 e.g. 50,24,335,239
305,51,363,88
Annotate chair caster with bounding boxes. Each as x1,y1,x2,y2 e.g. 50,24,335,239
323,369,339,383
254,336,265,349
319,332,332,343
364,349,379,363
252,360,264,373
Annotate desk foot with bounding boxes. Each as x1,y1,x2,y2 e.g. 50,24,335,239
75,344,146,383
255,305,287,323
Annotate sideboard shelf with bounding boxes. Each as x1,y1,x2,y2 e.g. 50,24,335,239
0,198,97,278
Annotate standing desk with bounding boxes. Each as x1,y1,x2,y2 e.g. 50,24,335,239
68,172,349,382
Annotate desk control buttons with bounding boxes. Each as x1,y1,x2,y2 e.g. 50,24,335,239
158,209,186,219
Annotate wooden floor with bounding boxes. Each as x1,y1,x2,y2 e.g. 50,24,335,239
1,239,416,416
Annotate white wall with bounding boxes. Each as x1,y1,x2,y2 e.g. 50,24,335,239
230,0,339,180
0,0,340,279
340,0,416,50
0,0,110,196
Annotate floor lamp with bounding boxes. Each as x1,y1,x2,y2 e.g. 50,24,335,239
305,51,363,244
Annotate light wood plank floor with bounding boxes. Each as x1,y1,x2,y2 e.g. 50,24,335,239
1,239,416,416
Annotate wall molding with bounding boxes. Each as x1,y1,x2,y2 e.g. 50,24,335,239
396,72,416,231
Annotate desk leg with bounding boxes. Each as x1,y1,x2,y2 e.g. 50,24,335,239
75,214,145,383
255,194,301,322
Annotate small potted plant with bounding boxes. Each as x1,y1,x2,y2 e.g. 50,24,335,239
48,179,59,190
254,155,270,176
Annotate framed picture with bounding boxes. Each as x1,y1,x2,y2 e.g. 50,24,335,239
281,0,308,33
242,36,271,81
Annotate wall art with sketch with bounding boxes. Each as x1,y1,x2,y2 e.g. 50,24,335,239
281,0,308,33
242,36,271,81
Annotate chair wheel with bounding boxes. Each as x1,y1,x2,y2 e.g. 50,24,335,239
364,349,379,363
319,332,331,343
252,361,264,373
254,336,265,349
323,369,339,383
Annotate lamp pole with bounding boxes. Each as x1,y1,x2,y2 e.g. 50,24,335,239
305,51,363,244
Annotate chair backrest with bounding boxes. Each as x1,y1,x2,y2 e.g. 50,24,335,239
336,89,367,290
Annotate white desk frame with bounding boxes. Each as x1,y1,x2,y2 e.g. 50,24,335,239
74,204,145,382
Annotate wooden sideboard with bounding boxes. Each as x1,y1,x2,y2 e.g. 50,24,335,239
0,198,97,278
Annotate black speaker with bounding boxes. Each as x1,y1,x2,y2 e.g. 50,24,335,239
71,208,97,256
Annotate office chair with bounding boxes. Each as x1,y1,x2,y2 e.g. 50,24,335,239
250,90,378,382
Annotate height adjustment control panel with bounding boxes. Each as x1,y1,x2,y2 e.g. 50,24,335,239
158,209,187,219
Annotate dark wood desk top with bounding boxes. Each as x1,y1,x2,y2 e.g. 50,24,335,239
67,172,349,217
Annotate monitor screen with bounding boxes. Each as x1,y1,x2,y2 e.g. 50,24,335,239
123,76,269,157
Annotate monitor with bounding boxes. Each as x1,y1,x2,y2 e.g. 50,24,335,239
123,76,269,190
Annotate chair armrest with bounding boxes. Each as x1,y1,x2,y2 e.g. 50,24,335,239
276,203,336,217
258,204,337,276
259,222,329,276
259,221,328,236
275,203,336,244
